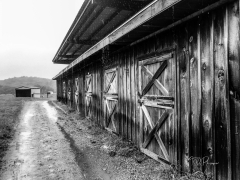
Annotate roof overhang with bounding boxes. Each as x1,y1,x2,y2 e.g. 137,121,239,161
53,0,233,80
52,0,154,64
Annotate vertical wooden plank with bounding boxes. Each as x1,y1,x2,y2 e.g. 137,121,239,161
177,24,190,172
80,72,83,115
133,49,137,145
188,17,202,173
129,51,133,141
93,66,95,120
135,47,140,146
96,64,99,124
96,65,99,124
92,66,95,120
99,63,101,124
200,13,215,177
173,43,178,165
101,64,104,127
57,79,59,100
60,78,61,101
56,80,59,100
139,62,143,147
103,68,106,127
127,51,131,140
225,7,231,180
115,57,119,134
150,38,159,155
166,34,175,163
84,67,86,117
228,2,240,179
119,53,124,137
95,65,97,121
60,78,62,101
186,24,191,172
96,65,98,125
174,27,181,167
214,7,231,180
123,53,127,138
130,49,135,143
83,68,86,117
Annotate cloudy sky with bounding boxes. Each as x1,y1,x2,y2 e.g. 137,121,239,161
0,0,84,80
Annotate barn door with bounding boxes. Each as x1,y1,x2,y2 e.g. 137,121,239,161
103,68,118,134
63,81,66,100
75,78,79,112
85,74,92,119
138,50,176,165
67,80,72,107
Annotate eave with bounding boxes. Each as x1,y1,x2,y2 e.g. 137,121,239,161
53,0,233,80
52,0,153,64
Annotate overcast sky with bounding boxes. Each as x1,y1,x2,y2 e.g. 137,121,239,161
0,0,84,80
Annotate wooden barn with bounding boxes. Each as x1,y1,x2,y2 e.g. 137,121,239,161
52,0,240,179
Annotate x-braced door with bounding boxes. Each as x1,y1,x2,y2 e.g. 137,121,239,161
63,81,66,101
103,68,118,134
67,80,72,107
75,78,79,112
138,49,177,165
85,74,92,119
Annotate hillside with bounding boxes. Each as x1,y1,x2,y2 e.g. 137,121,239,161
0,76,56,94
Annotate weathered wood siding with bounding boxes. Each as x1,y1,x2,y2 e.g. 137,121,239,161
56,1,240,179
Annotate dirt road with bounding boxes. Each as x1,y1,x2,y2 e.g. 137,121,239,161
0,100,167,180
0,101,84,180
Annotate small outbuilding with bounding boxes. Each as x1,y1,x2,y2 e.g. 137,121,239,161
15,86,41,98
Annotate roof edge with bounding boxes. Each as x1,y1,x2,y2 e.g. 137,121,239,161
52,0,91,63
52,0,178,79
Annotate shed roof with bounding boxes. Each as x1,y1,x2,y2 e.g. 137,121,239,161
53,0,231,80
16,86,40,90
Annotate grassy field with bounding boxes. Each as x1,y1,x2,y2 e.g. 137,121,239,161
0,94,25,167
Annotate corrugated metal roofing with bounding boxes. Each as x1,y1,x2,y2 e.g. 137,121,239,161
53,0,229,79
16,86,40,90
52,0,154,64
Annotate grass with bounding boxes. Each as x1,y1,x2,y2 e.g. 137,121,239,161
0,94,24,168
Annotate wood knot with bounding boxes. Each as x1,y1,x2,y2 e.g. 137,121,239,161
218,69,225,84
189,36,193,43
202,63,207,70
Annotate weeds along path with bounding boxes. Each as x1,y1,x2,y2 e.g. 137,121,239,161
0,101,84,180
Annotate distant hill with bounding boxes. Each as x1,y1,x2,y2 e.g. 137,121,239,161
0,76,56,95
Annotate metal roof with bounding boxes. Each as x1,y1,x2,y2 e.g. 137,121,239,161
16,86,40,90
52,0,154,64
53,0,231,80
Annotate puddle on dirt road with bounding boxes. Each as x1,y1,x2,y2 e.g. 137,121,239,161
19,109,33,155
57,123,111,180
17,104,35,177
42,101,58,122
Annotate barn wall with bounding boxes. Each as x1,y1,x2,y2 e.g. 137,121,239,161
56,1,240,179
